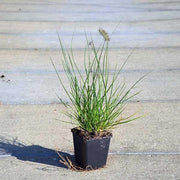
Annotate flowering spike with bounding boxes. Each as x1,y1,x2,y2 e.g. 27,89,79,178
99,28,110,41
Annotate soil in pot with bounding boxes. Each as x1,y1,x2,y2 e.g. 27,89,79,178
71,128,112,170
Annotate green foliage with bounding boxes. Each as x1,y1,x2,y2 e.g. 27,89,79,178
52,29,147,133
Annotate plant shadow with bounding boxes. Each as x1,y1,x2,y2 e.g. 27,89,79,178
0,136,74,168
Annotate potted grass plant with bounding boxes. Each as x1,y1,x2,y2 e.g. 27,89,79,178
52,29,147,170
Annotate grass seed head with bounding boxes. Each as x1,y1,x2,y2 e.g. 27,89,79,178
99,28,110,41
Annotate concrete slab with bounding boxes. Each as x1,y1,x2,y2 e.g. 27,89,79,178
0,0,180,179
0,48,179,70
0,103,179,152
0,155,179,180
0,68,179,104
1,21,180,34
0,31,180,49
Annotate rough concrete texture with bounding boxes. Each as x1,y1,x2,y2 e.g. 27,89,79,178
0,103,179,179
0,155,179,180
0,0,180,179
0,104,180,152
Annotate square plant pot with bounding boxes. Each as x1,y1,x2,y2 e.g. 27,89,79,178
71,129,112,170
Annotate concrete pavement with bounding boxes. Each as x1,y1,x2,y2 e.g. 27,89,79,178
0,103,179,179
0,0,180,179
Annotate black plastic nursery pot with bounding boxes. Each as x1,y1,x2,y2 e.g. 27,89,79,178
71,128,112,170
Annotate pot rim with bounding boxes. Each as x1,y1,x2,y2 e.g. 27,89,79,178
71,127,112,141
